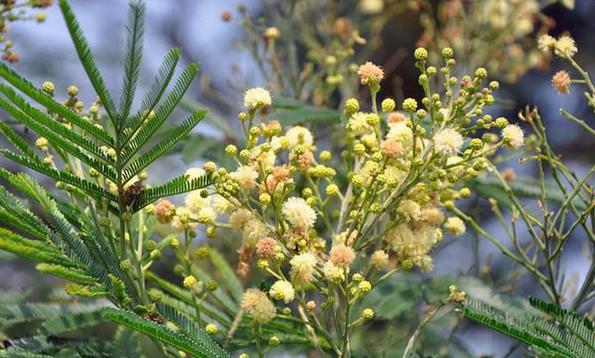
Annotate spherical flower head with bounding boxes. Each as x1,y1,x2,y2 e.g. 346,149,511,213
230,165,259,190
264,26,280,40
551,70,571,94
244,87,272,109
380,139,404,159
387,112,406,126
268,336,280,346
433,128,463,155
329,244,356,268
554,35,577,58
402,98,417,112
398,199,421,222
42,81,55,95
269,280,295,303
282,197,317,230
256,237,278,259
414,47,428,61
371,250,390,269
361,308,375,320
386,122,413,147
381,98,396,112
357,61,384,86
286,126,314,148
205,323,218,335
348,112,373,135
290,252,317,284
155,199,176,224
197,206,217,224
502,124,524,149
306,300,317,311
241,288,276,324
323,261,347,282
345,98,360,112
35,137,49,150
358,280,372,293
420,207,445,225
538,34,556,53
444,217,466,237
229,208,253,230
183,275,198,289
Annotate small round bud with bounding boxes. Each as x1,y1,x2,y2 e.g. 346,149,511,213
494,117,508,129
345,98,360,113
203,161,217,174
352,273,363,282
414,47,428,61
442,47,454,58
259,192,271,205
183,275,198,289
319,150,332,162
358,280,372,293
459,187,471,198
150,249,161,260
205,323,218,335
402,98,418,112
268,336,280,346
326,184,339,197
381,98,396,112
474,67,487,79
361,308,375,320
67,85,79,97
353,143,366,155
225,144,237,156
42,81,55,95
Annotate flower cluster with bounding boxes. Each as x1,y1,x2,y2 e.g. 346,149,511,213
0,0,52,62
191,47,525,353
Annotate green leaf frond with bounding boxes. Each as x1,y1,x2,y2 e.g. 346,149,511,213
119,0,146,121
102,308,230,358
122,109,207,183
460,297,595,358
132,173,212,212
120,63,199,161
58,0,120,125
0,63,113,145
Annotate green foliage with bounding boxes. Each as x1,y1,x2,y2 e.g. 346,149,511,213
271,97,341,125
460,296,595,357
102,308,229,358
0,0,225,355
0,0,211,214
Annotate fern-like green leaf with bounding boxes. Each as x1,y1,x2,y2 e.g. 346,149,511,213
0,84,114,165
122,109,206,183
0,97,116,180
120,63,199,161
0,228,79,269
113,326,144,358
131,173,212,212
39,310,106,335
0,183,49,239
125,48,180,133
0,122,36,158
35,263,96,285
119,0,145,121
0,63,113,145
101,308,230,358
58,0,119,125
0,301,109,326
2,151,116,201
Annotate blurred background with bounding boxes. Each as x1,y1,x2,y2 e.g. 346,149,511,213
1,0,594,357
